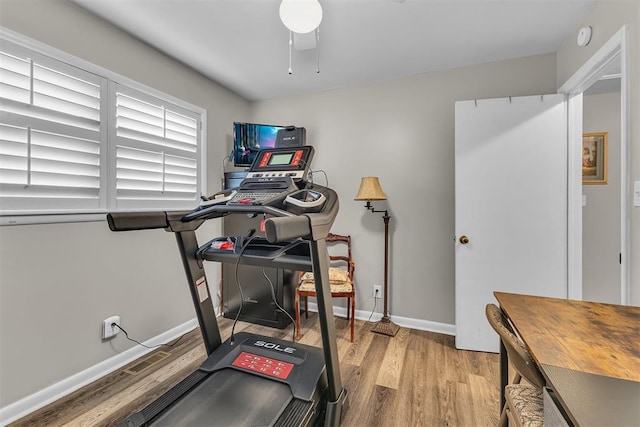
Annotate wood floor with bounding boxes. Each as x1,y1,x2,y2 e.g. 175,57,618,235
10,314,501,427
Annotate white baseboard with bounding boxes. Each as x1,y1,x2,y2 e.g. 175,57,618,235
0,318,198,426
306,302,456,336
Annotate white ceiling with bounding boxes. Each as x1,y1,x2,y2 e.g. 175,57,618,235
72,0,595,101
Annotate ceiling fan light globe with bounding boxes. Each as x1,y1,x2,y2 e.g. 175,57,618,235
279,0,323,34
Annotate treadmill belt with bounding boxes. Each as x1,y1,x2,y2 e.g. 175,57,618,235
153,368,292,426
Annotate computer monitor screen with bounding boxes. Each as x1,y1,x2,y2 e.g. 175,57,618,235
233,122,284,167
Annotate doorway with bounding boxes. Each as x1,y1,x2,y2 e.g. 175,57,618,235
582,62,622,303
559,26,630,304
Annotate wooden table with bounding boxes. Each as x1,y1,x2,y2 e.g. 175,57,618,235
494,292,640,426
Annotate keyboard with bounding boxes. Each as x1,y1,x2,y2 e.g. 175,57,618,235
227,191,284,205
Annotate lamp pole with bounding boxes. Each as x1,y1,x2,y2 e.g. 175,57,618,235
364,202,399,336
382,211,390,322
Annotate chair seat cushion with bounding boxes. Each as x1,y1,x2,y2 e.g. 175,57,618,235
299,267,353,294
505,384,544,427
299,280,353,293
301,267,350,285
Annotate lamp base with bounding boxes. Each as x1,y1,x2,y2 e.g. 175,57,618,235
371,316,400,337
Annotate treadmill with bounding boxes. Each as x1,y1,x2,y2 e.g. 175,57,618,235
107,146,348,426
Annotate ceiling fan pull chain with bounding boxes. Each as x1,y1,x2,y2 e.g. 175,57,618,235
316,27,320,73
288,30,293,75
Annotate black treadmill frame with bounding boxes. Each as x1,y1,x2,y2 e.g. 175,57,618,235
107,185,347,426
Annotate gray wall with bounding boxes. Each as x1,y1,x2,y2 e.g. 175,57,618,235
250,53,558,324
0,0,250,407
583,91,622,304
556,0,640,306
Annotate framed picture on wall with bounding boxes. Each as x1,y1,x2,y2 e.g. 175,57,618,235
582,132,608,184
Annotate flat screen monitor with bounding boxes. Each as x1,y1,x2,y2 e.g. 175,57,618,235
233,122,284,167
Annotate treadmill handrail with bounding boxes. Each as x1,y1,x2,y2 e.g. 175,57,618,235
107,211,202,232
108,185,338,245
181,185,339,244
107,211,171,231
181,203,296,222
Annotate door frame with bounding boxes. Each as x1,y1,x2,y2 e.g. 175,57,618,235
558,26,629,303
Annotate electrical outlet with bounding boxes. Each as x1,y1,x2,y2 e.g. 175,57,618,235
373,285,382,299
102,315,120,340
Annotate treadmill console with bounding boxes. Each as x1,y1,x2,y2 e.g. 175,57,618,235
223,146,314,207
245,145,314,182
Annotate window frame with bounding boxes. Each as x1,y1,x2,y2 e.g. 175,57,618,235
0,27,207,226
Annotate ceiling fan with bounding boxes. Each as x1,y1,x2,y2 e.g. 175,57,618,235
278,0,323,74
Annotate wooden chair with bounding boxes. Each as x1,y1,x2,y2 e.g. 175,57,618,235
295,233,355,342
486,303,546,427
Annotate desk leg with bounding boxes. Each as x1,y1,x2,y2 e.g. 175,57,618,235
500,340,507,412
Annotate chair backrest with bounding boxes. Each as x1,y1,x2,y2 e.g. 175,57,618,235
485,303,546,389
326,233,354,280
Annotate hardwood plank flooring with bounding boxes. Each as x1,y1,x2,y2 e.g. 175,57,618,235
10,314,500,426
375,327,409,390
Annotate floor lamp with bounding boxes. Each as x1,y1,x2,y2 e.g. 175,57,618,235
354,177,400,337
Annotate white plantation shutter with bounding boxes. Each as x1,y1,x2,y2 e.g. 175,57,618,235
112,86,200,209
0,41,107,213
0,33,205,221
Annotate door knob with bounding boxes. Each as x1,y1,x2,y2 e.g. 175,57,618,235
459,235,470,244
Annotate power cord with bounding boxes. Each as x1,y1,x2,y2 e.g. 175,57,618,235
368,290,378,322
230,235,258,345
219,152,233,189
261,268,296,342
112,323,187,349
308,169,328,188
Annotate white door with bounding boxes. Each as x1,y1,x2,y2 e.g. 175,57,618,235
455,94,569,353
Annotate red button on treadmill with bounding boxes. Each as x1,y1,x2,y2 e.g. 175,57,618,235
238,198,252,204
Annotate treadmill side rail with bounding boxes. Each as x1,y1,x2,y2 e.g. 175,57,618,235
308,238,347,427
175,230,222,355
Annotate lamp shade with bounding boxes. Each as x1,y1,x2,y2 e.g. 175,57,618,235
354,177,387,201
279,0,323,34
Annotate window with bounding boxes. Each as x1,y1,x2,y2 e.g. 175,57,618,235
0,40,107,214
112,85,201,210
0,33,205,223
